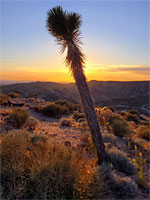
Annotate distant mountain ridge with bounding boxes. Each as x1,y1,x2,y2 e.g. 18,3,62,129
1,81,149,116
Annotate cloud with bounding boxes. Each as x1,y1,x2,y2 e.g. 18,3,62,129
104,65,149,72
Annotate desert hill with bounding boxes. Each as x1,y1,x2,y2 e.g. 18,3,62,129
1,81,149,115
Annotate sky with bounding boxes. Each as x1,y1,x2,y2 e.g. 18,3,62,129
1,0,149,83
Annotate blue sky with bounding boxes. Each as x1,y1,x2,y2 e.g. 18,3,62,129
1,0,149,82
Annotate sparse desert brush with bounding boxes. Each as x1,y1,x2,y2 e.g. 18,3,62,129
102,133,117,146
96,107,112,126
1,129,105,199
139,120,150,127
8,92,19,98
107,146,136,175
99,162,137,199
59,117,75,127
0,107,12,116
128,110,140,116
109,114,132,137
0,94,10,105
8,107,29,128
137,125,150,141
126,113,140,124
72,111,85,121
34,105,44,112
23,116,39,130
55,100,78,112
112,175,137,199
41,103,69,117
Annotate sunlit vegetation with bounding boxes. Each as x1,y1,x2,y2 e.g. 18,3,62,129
1,130,105,200
0,94,10,105
137,126,150,141
0,98,150,199
109,114,132,137
41,103,69,117
8,107,29,128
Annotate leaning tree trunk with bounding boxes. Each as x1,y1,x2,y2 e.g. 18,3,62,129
67,42,109,164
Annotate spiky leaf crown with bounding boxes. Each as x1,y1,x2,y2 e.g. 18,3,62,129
46,6,82,46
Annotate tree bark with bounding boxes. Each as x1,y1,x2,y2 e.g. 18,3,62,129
67,43,109,164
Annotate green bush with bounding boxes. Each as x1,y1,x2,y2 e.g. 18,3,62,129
9,107,29,128
137,126,150,141
110,114,132,137
126,113,140,124
107,147,136,175
41,103,69,117
1,130,104,200
0,94,10,105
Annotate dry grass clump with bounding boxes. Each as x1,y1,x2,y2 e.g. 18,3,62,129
107,147,136,175
126,112,140,124
99,162,137,199
109,114,132,137
111,175,138,199
102,133,117,146
0,94,10,105
8,92,19,98
137,126,150,141
0,107,12,116
96,107,112,126
23,116,39,130
55,100,79,112
41,102,69,117
59,117,75,127
73,111,85,121
128,110,140,116
1,129,105,199
139,120,150,126
8,107,29,128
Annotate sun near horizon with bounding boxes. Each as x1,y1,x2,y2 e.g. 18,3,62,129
1,1,149,83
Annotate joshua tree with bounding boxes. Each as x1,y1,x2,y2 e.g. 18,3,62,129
46,6,109,164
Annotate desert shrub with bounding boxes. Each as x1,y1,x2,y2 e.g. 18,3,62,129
34,105,44,112
59,117,75,127
119,111,126,116
0,108,12,116
0,94,10,105
112,176,137,199
41,103,69,117
97,107,112,125
23,116,39,130
55,100,78,112
102,133,117,146
9,107,29,128
126,113,140,124
107,147,136,175
139,120,150,126
1,130,105,200
107,106,116,112
109,114,132,137
128,110,139,116
137,126,150,141
99,162,137,199
8,92,19,98
73,111,85,121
